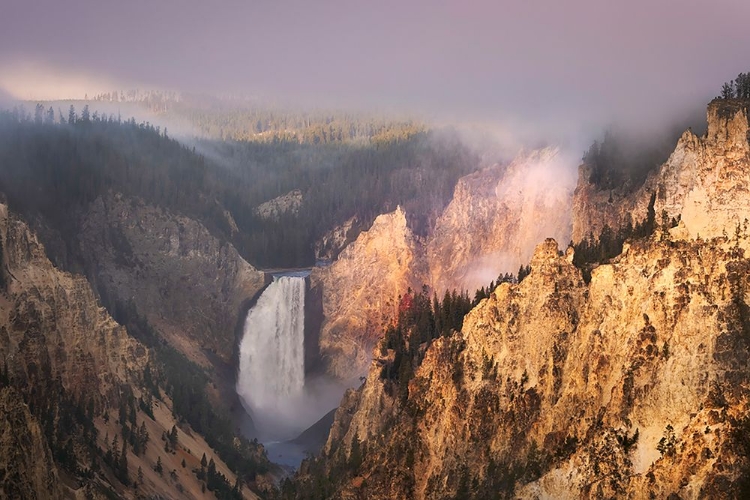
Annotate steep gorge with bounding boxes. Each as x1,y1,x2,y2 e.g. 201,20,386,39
0,200,269,499
292,101,750,499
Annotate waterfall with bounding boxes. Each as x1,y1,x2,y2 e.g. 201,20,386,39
236,275,306,439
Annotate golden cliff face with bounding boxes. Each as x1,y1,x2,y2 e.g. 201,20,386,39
310,102,750,498
310,207,424,379
573,100,750,243
77,192,266,366
653,101,750,239
320,236,750,499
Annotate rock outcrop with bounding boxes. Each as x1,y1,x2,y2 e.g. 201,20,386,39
310,207,424,379
573,99,750,243
571,161,653,243
77,192,266,366
255,189,303,219
314,215,360,262
651,100,750,239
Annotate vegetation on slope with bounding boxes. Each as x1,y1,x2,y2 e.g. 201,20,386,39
0,105,478,268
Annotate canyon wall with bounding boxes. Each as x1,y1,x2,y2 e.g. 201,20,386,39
428,147,575,295
310,207,424,380
313,148,577,379
573,100,750,243
298,100,750,499
77,192,266,367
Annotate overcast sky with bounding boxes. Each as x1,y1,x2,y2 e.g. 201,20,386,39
2,0,749,138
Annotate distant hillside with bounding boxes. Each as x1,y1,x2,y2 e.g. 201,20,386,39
0,106,479,269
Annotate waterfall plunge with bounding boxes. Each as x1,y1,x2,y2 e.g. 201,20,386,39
237,276,306,440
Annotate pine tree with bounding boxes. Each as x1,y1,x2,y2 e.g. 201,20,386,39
119,443,130,485
169,425,178,450
721,81,735,100
350,434,363,471
139,421,149,450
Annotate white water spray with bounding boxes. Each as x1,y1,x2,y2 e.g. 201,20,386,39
237,276,306,439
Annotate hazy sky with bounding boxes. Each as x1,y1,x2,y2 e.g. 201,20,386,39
2,0,749,135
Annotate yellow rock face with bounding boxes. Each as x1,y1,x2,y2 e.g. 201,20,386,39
573,100,750,243
428,147,575,295
314,149,576,379
311,207,425,379
322,236,750,499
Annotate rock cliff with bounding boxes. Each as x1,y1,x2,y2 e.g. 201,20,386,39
0,200,145,497
310,207,424,379
295,100,750,499
573,100,750,243
312,148,576,379
0,200,268,499
0,201,148,401
0,387,62,499
77,192,266,366
311,236,750,499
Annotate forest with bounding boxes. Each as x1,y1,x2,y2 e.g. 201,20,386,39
87,90,426,145
0,103,479,269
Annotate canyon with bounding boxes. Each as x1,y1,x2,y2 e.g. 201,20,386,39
291,99,750,499
2,96,749,499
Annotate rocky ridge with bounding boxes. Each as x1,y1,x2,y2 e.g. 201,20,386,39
573,99,750,243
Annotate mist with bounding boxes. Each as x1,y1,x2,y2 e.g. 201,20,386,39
2,0,750,147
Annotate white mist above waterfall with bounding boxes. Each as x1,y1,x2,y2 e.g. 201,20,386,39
236,273,349,443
